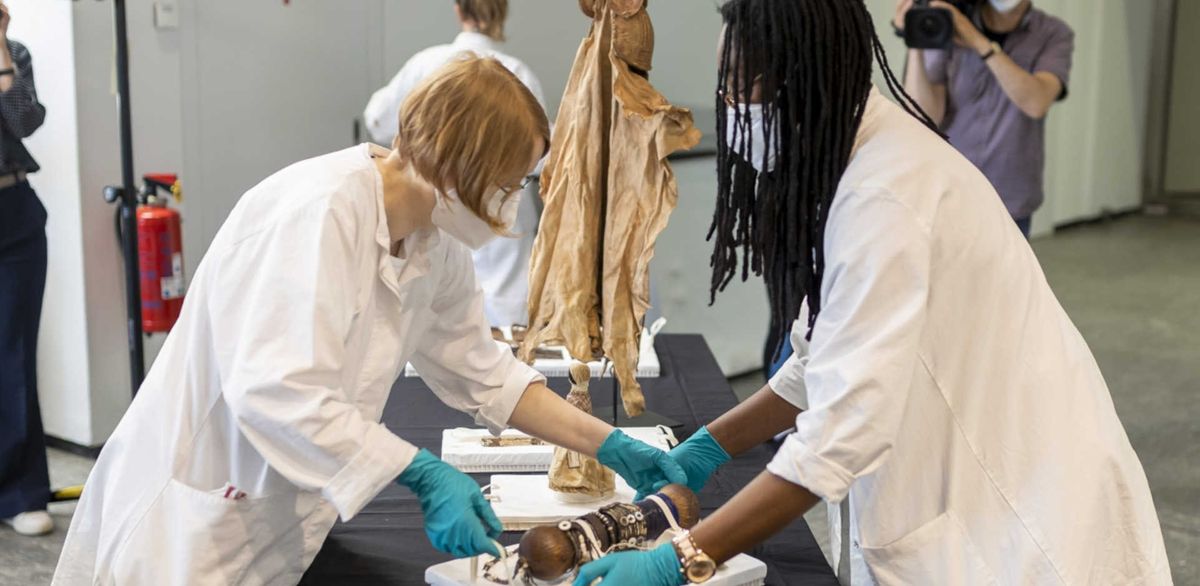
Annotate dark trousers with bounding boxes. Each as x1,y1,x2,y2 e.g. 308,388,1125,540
0,181,49,517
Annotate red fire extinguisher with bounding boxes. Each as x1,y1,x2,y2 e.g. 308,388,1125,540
137,173,185,333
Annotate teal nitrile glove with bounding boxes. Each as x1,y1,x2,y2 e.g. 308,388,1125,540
596,429,688,498
572,542,684,586
396,449,502,558
650,426,731,500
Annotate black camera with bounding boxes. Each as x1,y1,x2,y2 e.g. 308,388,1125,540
904,0,977,49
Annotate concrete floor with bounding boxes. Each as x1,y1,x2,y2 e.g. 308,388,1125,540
0,448,89,585
2,214,1196,584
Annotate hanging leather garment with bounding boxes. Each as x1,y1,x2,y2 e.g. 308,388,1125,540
521,0,700,416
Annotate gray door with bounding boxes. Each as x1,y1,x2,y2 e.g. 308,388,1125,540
179,0,384,270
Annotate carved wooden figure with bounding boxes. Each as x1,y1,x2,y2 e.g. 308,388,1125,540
518,483,701,581
521,0,700,417
548,363,615,502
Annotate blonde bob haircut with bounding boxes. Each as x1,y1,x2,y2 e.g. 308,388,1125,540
395,55,549,230
456,0,508,42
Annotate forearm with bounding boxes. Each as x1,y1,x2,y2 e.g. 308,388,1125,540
507,382,614,457
706,385,801,457
689,471,821,564
903,49,945,125
985,53,1058,119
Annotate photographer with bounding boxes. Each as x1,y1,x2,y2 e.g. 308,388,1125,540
896,0,1074,237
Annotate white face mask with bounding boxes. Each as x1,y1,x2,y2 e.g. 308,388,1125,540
725,104,779,174
430,188,514,251
989,0,1023,13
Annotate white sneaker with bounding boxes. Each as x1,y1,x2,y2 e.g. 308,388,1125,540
3,510,54,536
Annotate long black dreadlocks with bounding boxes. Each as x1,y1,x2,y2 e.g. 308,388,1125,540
710,0,941,345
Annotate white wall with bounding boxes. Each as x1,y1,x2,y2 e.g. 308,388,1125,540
8,1,94,444
1165,0,1200,193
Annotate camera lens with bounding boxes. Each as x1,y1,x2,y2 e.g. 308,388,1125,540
905,7,954,49
918,15,948,38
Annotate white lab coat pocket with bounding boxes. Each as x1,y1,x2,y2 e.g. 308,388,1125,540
110,479,319,586
860,511,998,586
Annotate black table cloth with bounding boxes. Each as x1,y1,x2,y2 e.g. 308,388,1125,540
302,335,837,585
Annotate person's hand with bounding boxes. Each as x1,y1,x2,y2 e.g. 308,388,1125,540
572,543,683,586
396,449,503,558
930,1,990,54
893,0,915,33
636,426,731,501
595,429,688,497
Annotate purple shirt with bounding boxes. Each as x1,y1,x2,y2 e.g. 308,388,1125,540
924,7,1075,219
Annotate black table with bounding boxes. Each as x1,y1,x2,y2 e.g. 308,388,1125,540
302,335,837,585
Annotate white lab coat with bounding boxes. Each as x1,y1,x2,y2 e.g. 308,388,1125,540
766,89,1171,585
52,144,544,585
364,32,547,327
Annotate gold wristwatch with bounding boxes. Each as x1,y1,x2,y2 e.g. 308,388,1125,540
672,530,717,583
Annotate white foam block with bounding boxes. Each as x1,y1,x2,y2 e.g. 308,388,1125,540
487,474,639,532
425,549,768,586
443,426,677,474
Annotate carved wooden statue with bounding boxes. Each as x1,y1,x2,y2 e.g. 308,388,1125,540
518,483,701,581
548,363,615,502
520,0,700,417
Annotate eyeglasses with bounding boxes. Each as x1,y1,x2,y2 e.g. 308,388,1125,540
499,176,536,197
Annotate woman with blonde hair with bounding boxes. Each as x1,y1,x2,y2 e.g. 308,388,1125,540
53,56,684,586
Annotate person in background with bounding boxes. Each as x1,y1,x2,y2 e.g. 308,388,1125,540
0,0,51,538
365,0,545,329
897,0,1074,238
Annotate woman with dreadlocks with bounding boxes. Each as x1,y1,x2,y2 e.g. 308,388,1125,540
574,0,1171,585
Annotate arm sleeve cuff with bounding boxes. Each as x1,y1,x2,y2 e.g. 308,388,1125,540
474,360,546,435
323,424,419,521
769,354,810,411
766,433,856,503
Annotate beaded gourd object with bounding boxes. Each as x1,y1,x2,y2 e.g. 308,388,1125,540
517,483,700,581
